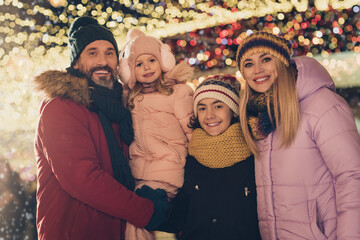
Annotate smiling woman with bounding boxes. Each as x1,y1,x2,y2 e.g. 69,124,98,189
237,31,360,240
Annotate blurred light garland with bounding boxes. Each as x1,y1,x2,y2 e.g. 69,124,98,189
0,0,360,179
1,0,359,60
164,4,360,71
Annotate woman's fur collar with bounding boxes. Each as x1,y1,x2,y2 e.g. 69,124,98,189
33,70,91,106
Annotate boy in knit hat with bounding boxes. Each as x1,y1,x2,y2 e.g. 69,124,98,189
158,74,262,240
118,28,194,240
33,17,168,240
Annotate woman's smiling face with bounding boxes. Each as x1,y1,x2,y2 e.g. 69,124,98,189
243,52,278,93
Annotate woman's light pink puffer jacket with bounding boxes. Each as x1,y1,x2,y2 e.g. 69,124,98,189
255,56,360,240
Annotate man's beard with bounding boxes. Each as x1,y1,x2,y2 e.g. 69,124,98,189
86,65,117,89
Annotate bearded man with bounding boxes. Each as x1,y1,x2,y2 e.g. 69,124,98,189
33,17,168,240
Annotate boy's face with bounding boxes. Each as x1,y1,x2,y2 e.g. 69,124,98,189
197,98,234,136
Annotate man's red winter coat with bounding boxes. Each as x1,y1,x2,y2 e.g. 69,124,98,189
34,70,154,240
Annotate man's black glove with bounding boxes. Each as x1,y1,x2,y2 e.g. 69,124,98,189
136,185,169,231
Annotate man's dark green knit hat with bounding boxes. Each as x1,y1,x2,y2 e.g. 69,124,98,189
68,16,119,67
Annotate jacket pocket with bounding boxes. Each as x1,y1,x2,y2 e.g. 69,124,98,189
307,199,327,240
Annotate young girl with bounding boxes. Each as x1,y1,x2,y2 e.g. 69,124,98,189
118,29,194,240
237,31,360,239
158,74,261,240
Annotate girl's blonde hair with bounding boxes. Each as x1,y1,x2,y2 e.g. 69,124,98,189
239,59,300,157
127,73,174,110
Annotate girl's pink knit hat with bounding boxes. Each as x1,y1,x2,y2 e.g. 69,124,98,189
118,29,176,89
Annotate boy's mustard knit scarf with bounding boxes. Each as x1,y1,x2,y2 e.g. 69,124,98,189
188,123,252,169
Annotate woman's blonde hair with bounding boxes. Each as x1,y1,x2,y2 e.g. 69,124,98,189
239,58,300,157
126,73,174,110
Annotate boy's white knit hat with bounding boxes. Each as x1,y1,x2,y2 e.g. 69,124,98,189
193,74,240,117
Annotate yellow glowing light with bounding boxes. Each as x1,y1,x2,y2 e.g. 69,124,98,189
222,49,230,56
339,17,345,25
312,37,320,45
197,53,204,61
329,43,337,49
273,27,280,35
48,0,67,7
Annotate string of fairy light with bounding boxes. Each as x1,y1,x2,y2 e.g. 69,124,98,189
1,0,359,64
0,0,360,180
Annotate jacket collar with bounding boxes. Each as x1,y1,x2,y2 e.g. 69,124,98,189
33,70,91,106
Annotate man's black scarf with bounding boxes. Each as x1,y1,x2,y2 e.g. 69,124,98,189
67,67,135,190
89,80,135,190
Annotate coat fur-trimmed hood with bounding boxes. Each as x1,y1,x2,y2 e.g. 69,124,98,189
33,70,91,106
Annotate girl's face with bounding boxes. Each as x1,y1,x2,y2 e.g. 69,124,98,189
243,52,278,93
134,54,162,84
197,98,234,136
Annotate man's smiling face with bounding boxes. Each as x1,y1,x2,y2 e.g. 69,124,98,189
74,40,118,89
